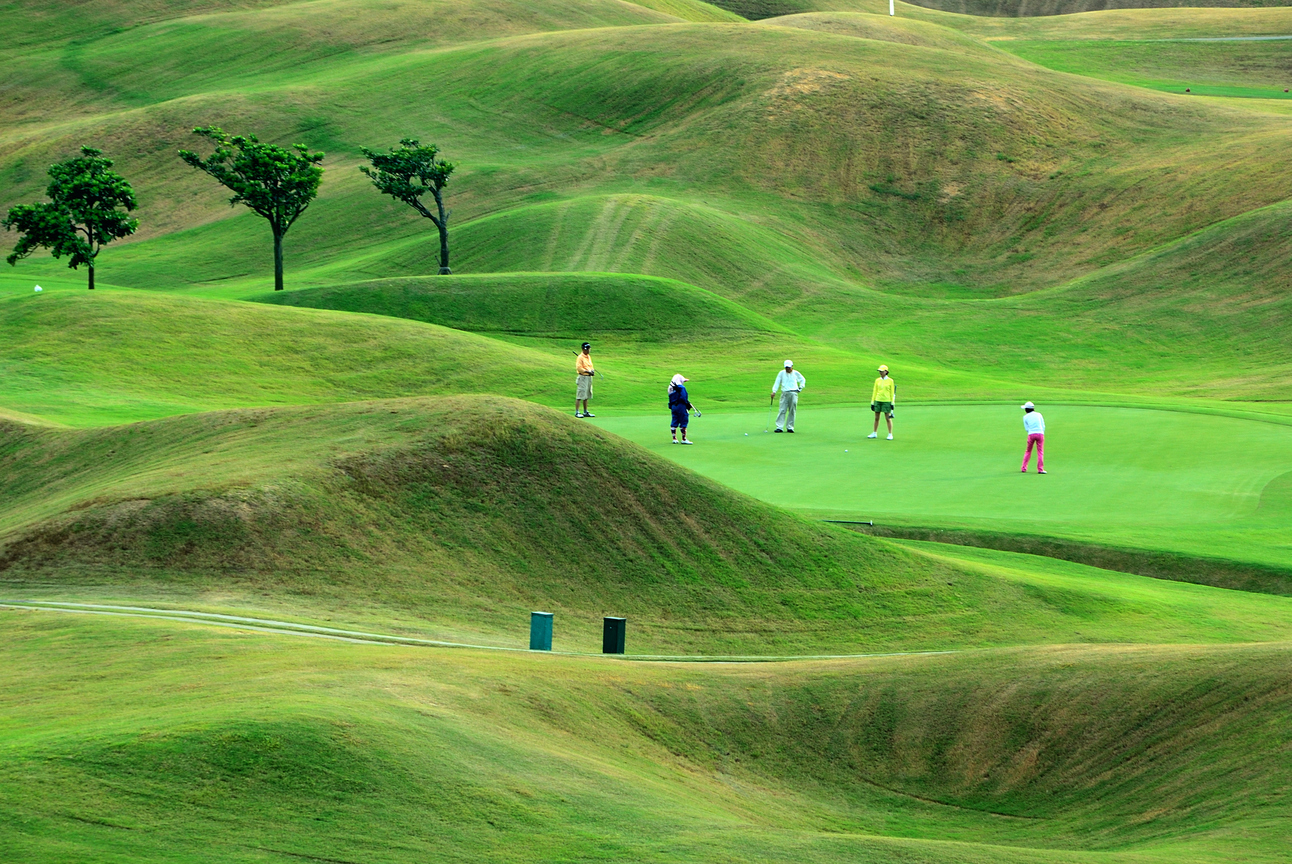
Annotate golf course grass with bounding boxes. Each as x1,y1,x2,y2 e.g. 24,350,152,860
3,0,1292,860
594,403,1292,575
3,612,1291,863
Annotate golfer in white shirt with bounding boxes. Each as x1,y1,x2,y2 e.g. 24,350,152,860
1021,401,1046,474
771,360,806,433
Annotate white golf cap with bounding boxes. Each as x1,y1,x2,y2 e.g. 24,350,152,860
1022,401,1035,409
784,359,793,367
671,373,688,385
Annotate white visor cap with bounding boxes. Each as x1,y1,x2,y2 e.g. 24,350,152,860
784,360,793,368
1022,401,1035,410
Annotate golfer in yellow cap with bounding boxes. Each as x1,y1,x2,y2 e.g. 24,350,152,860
868,364,895,440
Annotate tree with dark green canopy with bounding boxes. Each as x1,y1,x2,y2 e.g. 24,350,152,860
360,139,455,274
179,127,323,291
3,147,138,290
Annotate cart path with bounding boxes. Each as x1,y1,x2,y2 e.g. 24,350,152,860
0,600,957,663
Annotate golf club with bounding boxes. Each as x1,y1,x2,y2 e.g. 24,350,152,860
765,393,775,432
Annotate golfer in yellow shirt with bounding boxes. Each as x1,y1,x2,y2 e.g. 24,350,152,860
575,342,596,417
868,364,895,440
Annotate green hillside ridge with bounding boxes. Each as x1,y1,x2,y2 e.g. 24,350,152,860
760,7,1292,100
761,9,1008,51
708,0,1291,19
6,11,1292,306
906,0,1291,18
435,195,855,313
0,274,1000,423
255,272,790,338
1000,36,1292,99
8,396,1292,652
0,0,720,141
3,614,1290,862
0,289,568,426
835,200,1292,397
922,4,1292,38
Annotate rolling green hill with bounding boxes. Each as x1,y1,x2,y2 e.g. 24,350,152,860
833,200,1292,398
256,272,790,338
0,288,568,425
13,395,1291,653
709,0,1290,19
6,2,1291,312
908,0,1291,17
3,614,1289,862
5,1,1292,862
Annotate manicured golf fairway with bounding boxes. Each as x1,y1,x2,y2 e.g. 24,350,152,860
595,404,1292,568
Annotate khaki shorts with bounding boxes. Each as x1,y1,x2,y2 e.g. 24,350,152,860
576,374,593,400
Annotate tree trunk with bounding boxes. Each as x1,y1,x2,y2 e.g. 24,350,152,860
435,192,451,275
437,222,451,275
88,261,95,290
273,229,284,290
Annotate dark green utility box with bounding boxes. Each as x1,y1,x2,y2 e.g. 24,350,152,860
602,617,626,654
530,612,553,651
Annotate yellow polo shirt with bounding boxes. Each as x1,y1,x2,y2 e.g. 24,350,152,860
576,353,594,375
872,376,895,403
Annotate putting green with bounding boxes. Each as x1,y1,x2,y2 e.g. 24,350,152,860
594,404,1292,570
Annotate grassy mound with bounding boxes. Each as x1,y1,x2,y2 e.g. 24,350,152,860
761,9,1001,52
0,289,567,426
4,614,1290,862
7,0,698,52
1002,36,1292,100
256,272,790,338
9,396,1292,652
709,0,1288,19
908,0,1289,17
439,195,853,313
845,200,1292,398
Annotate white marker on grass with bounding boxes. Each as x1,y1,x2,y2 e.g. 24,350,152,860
890,0,895,15
34,285,42,292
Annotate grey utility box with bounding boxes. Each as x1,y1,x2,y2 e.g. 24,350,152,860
602,617,626,654
529,612,553,651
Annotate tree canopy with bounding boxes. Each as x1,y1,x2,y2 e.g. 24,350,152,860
179,127,324,291
361,139,455,274
3,146,138,290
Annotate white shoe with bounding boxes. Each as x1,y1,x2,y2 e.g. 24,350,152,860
887,433,893,440
867,432,877,439
680,439,694,445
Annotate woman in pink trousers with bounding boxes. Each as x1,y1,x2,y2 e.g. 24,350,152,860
1021,401,1046,474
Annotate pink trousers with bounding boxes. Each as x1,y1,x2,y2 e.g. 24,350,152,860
1022,433,1045,472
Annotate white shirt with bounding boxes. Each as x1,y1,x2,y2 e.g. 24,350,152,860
1023,411,1045,434
772,369,806,394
